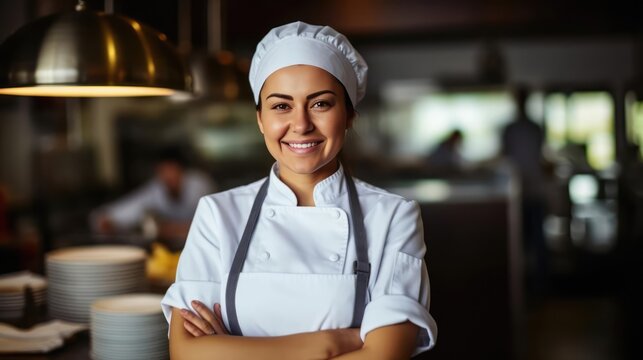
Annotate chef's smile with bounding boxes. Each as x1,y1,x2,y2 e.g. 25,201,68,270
282,140,324,154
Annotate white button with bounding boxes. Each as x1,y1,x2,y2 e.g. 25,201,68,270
329,253,340,262
260,251,270,261
266,209,275,218
334,210,342,219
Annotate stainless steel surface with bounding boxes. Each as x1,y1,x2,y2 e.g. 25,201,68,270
0,7,192,96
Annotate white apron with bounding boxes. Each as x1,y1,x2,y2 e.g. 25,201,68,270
222,174,370,336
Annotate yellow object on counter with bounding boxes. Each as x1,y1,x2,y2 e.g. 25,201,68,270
146,242,180,284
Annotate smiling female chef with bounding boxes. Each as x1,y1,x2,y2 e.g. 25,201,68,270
161,21,437,359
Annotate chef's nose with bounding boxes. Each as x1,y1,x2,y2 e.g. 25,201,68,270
292,108,314,134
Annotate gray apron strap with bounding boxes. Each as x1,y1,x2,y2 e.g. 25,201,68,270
225,178,269,336
345,175,371,328
225,171,370,336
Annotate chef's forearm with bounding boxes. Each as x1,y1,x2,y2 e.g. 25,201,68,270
330,322,418,360
169,308,345,360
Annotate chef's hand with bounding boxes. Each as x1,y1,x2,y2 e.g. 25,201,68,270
179,300,229,337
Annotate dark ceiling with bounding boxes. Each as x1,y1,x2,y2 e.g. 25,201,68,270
224,0,641,44
3,0,641,51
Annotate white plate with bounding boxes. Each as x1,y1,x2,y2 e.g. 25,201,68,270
91,326,167,335
47,269,144,279
91,336,167,344
46,266,145,278
0,313,22,318
91,329,167,337
91,349,168,360
47,280,144,291
91,319,166,328
46,262,145,272
91,347,168,356
0,289,48,296
91,322,167,330
91,344,168,352
0,272,47,292
47,289,142,301
46,246,146,265
49,281,142,291
89,317,163,326
0,294,26,298
48,312,90,323
91,340,168,349
48,273,142,284
91,294,163,315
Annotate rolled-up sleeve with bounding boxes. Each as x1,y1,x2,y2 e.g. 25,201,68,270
161,197,222,325
360,200,437,356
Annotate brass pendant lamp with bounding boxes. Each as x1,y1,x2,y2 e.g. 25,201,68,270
0,0,192,97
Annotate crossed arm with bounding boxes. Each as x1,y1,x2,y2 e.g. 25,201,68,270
168,302,418,360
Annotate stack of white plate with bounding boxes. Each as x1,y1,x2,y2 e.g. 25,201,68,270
91,294,168,360
46,245,146,323
0,272,47,319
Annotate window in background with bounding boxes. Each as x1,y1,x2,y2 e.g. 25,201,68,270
543,93,567,151
382,87,515,163
626,91,643,160
543,91,614,171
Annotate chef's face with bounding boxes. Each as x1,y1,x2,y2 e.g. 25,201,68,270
257,65,353,180
156,161,183,198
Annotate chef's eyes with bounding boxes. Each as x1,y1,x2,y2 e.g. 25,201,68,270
269,100,333,112
311,100,331,109
271,103,291,111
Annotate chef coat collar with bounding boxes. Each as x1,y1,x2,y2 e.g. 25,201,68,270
269,162,347,206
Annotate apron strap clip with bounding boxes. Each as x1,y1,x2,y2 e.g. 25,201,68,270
353,260,371,275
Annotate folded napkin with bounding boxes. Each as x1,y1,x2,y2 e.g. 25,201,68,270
0,320,87,353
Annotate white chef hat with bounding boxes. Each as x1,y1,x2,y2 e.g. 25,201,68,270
249,21,368,107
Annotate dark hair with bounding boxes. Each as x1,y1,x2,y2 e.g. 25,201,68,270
156,146,188,167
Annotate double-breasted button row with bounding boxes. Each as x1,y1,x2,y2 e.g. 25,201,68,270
265,208,344,219
257,251,341,263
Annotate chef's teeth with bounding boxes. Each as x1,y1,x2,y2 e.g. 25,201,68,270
289,142,318,148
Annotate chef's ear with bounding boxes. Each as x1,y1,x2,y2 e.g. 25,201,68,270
256,111,265,134
346,107,357,131
344,89,356,130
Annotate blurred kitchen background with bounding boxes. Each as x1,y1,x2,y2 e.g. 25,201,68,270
0,0,642,359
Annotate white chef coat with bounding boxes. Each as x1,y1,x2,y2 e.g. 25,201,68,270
161,164,437,356
91,170,215,230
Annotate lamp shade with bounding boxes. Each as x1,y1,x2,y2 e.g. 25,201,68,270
0,9,192,97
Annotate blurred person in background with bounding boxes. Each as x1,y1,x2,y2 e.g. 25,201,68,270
426,129,465,174
90,146,216,248
501,85,549,298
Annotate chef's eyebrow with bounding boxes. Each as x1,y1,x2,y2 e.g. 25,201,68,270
266,93,293,100
265,90,336,101
306,90,336,99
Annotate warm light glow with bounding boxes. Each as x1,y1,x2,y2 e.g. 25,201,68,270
103,22,117,74
0,86,176,97
130,20,156,79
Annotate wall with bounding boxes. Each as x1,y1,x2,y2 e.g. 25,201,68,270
359,36,637,100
